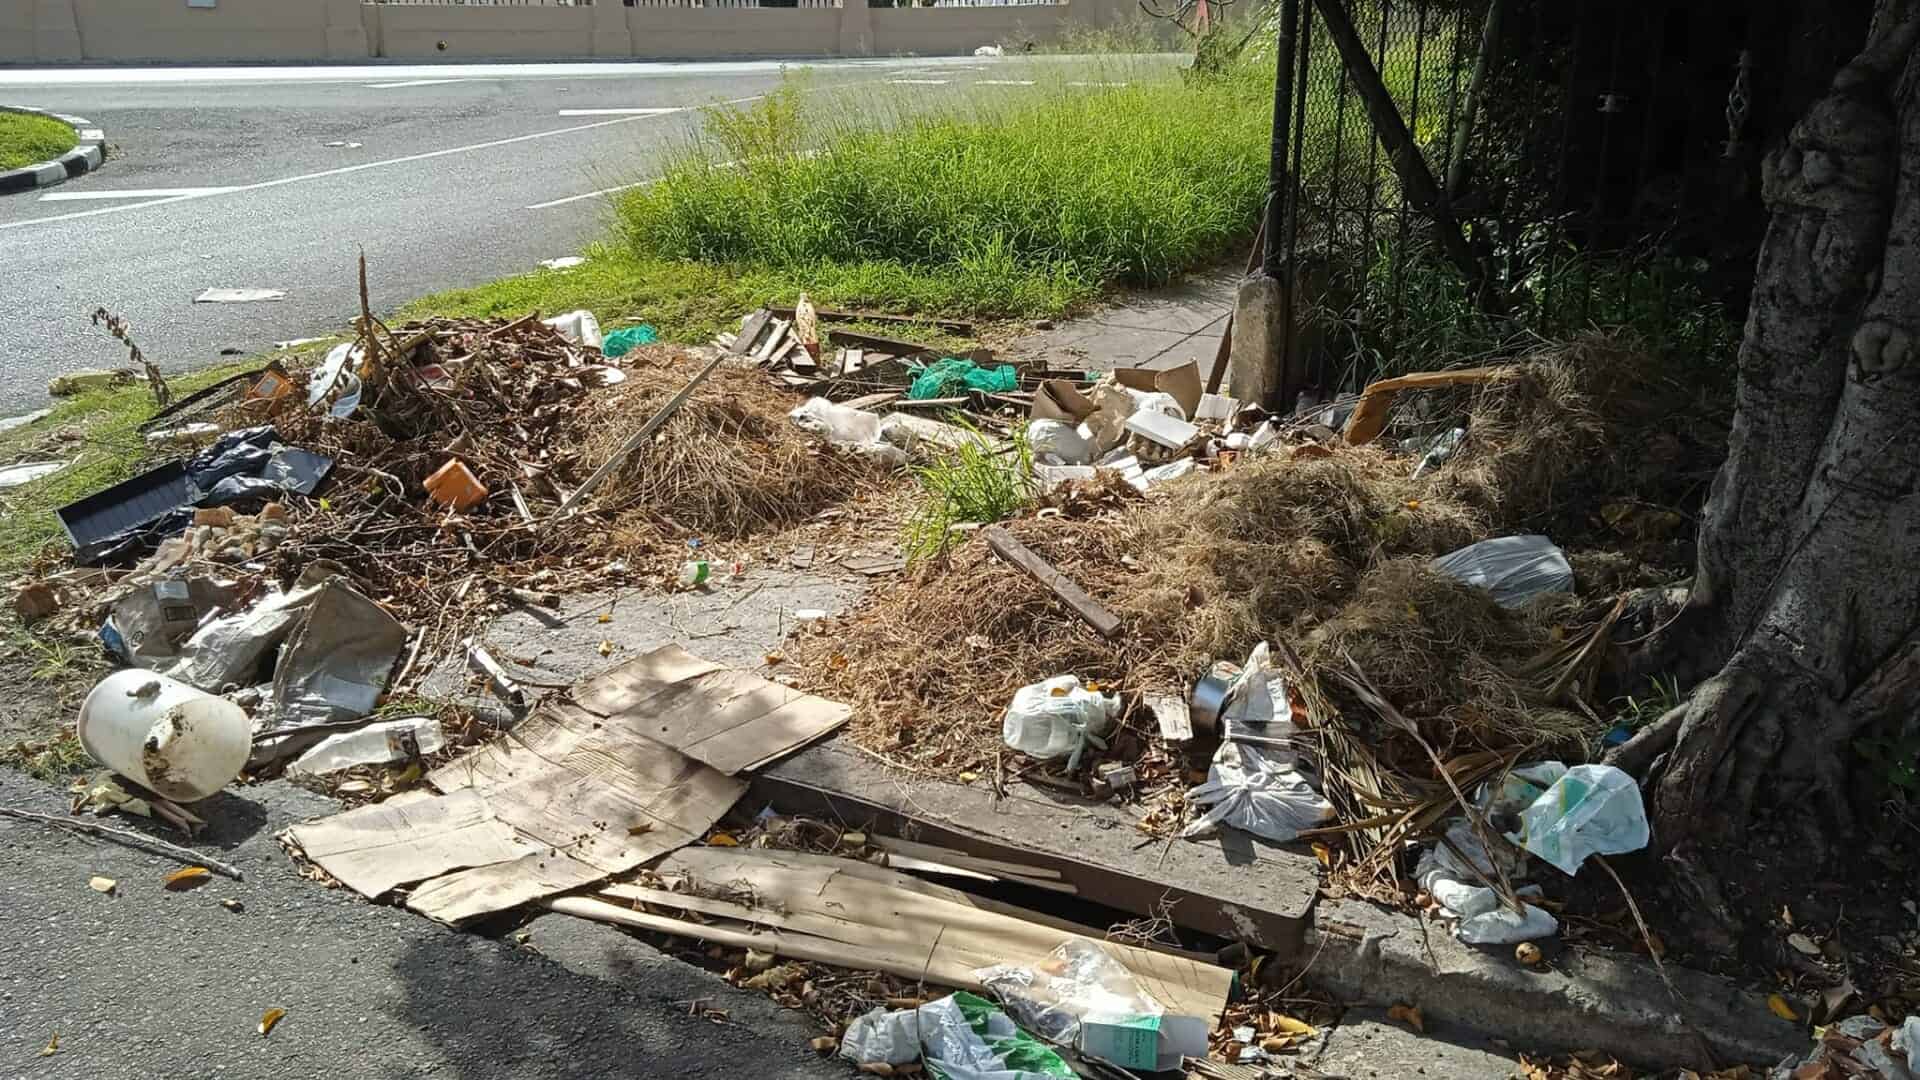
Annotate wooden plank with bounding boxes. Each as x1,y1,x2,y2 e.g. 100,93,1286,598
1206,206,1270,396
983,526,1123,639
868,835,1064,881
750,741,1321,955
732,309,772,357
825,328,939,357
752,319,791,365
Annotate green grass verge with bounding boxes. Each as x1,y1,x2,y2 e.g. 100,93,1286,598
613,63,1271,319
0,110,78,172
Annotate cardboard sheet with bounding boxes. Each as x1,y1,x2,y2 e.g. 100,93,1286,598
285,661,754,923
640,847,1234,1022
567,644,851,774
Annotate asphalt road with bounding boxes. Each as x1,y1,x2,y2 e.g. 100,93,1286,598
0,57,1013,416
0,769,846,1080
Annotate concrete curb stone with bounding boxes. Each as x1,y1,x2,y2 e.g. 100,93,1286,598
0,105,107,194
1305,897,1809,1073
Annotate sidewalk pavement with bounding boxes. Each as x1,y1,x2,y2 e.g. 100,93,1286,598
1004,267,1237,375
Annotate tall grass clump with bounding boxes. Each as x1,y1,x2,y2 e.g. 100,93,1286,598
903,422,1034,562
617,64,1272,318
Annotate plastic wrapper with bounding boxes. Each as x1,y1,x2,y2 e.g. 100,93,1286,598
1182,741,1333,842
975,939,1160,1048
1510,764,1649,874
1219,642,1296,747
1432,534,1574,608
840,992,1073,1080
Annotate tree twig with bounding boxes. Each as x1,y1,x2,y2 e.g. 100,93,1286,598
0,805,244,880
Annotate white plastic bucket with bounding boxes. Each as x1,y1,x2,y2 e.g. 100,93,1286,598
78,669,250,802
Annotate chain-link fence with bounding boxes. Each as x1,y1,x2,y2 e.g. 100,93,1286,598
1270,0,1783,390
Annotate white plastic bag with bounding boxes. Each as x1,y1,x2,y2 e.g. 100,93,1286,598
1432,534,1574,608
1220,642,1296,747
789,397,908,467
841,993,1072,1080
1476,761,1568,816
1457,896,1559,944
840,1007,923,1066
543,309,604,348
287,716,446,777
1003,676,1120,768
1133,457,1196,491
1510,764,1649,875
1183,741,1333,842
1027,419,1096,466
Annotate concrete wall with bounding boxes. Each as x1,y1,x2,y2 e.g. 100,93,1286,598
0,0,1137,63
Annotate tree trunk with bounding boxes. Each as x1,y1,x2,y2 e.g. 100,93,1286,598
1643,0,1920,865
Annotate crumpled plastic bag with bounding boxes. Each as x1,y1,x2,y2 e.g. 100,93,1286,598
908,358,1018,401
601,324,657,357
1415,819,1557,943
788,397,908,467
1219,642,1296,747
975,939,1160,1048
1432,534,1574,608
1183,741,1333,842
1003,676,1119,769
1509,764,1649,875
1027,420,1095,466
841,992,1073,1080
543,309,603,348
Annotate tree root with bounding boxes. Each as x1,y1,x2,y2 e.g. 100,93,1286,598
1603,703,1686,781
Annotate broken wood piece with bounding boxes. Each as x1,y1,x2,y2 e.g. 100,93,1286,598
825,328,939,357
1341,366,1506,446
731,310,773,358
753,319,791,365
983,526,1123,639
839,552,908,576
558,352,727,514
840,391,902,411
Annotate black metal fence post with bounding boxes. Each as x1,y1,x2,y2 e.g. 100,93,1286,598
1264,0,1302,278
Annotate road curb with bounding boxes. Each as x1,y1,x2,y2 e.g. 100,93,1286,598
0,105,107,195
1303,897,1808,1072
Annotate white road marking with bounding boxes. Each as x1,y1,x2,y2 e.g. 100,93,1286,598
365,78,473,89
525,179,656,210
0,111,689,233
1069,81,1130,87
890,79,951,85
556,108,683,117
977,80,1037,86
39,187,240,202
0,59,931,87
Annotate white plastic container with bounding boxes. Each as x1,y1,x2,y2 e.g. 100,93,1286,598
78,669,251,802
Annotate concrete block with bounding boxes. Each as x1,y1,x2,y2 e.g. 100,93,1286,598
1306,898,1805,1072
1227,272,1286,409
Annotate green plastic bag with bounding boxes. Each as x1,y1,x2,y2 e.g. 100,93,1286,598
602,324,658,358
908,358,1018,400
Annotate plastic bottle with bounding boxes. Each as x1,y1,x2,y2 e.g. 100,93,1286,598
78,670,250,802
678,560,712,588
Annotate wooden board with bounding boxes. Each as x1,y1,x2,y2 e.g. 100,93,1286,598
984,526,1123,639
628,846,1234,1020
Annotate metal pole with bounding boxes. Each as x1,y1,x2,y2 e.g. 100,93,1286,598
1264,0,1302,277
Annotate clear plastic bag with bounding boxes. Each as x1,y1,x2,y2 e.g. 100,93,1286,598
1002,676,1119,768
1182,742,1333,842
1432,535,1574,608
974,939,1160,1049
1510,764,1649,875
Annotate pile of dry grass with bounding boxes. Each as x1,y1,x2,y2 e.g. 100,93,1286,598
563,350,886,540
803,335,1675,772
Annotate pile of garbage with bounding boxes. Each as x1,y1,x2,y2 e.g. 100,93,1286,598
793,334,1693,910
